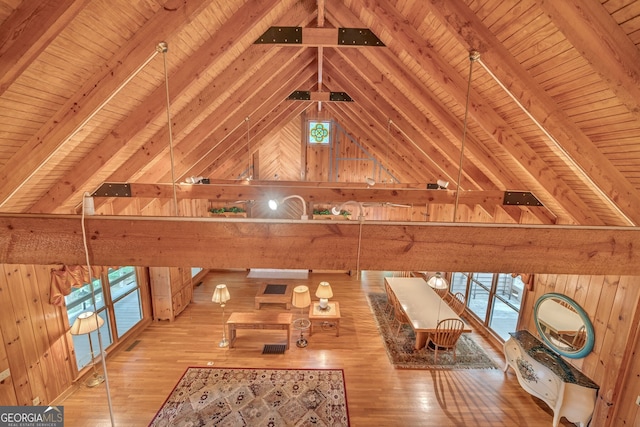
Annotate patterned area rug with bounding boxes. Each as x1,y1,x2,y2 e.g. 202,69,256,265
367,293,498,370
149,367,349,426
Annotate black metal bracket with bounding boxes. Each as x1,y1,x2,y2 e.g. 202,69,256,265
288,90,311,100
329,92,353,102
255,27,302,44
503,191,543,206
338,28,385,46
92,183,131,197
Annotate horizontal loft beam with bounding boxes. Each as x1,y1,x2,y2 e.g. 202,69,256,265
1,214,638,275
93,181,536,207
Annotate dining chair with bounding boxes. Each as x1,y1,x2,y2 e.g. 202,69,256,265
391,297,410,336
434,287,453,304
450,292,466,316
384,282,396,317
426,318,465,363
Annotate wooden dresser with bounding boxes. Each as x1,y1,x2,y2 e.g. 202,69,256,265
149,267,193,321
504,330,598,427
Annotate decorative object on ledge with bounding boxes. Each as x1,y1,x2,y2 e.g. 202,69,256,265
208,206,247,217
331,200,365,221
312,208,351,220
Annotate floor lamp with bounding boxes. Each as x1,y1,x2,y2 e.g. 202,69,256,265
292,285,311,348
70,311,105,387
212,284,231,348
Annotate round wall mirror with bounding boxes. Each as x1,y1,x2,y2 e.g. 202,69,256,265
534,293,595,359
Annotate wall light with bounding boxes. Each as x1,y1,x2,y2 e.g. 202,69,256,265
268,195,308,220
436,179,449,189
332,200,365,222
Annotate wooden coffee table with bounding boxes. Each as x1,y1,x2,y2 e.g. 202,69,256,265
255,283,292,309
308,302,341,336
226,312,293,349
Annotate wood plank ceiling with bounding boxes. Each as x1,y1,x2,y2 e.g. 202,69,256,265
1,0,640,227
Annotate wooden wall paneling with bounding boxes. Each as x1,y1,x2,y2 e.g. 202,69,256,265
581,275,618,375
3,265,48,405
591,275,640,426
0,265,34,405
20,264,62,403
0,306,17,405
306,144,330,181
520,273,640,426
552,274,569,296
610,304,640,427
32,264,75,395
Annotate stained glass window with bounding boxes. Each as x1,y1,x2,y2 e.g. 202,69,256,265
308,120,331,144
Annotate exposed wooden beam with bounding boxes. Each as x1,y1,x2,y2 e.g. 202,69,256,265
326,1,556,225
96,181,543,210
346,0,602,225
30,1,296,214
0,0,90,96
1,214,639,275
427,0,640,226
0,0,213,207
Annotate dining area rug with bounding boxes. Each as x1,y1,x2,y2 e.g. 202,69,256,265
149,367,349,426
367,293,498,370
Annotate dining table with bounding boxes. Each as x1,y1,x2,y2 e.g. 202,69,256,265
385,277,472,350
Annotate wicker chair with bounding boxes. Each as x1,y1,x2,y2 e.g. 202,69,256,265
450,292,467,316
426,318,465,363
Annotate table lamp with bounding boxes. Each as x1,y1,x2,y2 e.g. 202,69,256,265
292,285,311,347
315,281,333,310
212,284,231,348
70,311,105,387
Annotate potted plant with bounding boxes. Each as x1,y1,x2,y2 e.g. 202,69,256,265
312,208,351,220
208,206,247,217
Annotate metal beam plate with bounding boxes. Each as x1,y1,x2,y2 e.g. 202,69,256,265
92,183,131,197
503,191,543,206
288,90,311,100
329,92,353,102
255,27,302,44
338,28,385,46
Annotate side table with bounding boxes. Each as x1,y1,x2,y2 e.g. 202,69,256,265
308,302,341,336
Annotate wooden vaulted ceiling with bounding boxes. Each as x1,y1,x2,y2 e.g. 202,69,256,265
1,0,640,227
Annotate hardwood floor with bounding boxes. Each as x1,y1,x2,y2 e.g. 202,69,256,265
57,270,571,426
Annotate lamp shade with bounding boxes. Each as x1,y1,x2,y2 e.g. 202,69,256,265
212,284,231,304
427,272,449,290
70,312,104,335
315,281,333,299
292,285,311,309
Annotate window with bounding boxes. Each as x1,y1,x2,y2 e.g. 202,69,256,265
448,272,524,341
65,266,143,370
308,120,331,144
